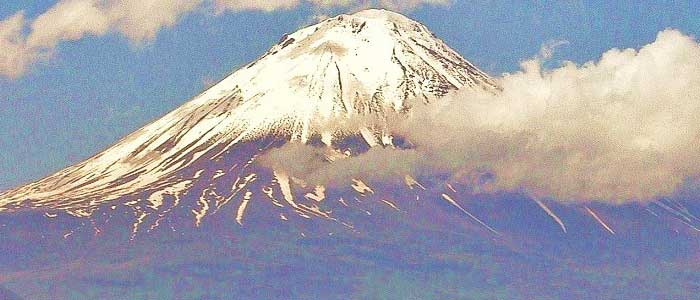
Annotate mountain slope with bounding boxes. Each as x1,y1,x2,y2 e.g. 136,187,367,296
0,9,494,217
1,9,699,246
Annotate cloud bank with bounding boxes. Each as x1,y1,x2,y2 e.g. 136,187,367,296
261,29,700,204
0,0,447,78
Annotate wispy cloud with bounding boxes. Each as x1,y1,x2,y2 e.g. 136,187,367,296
0,0,204,78
538,39,569,59
213,0,300,13
0,0,447,78
0,12,31,79
260,29,700,204
213,0,449,13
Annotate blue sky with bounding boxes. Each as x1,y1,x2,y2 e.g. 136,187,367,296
1,0,699,190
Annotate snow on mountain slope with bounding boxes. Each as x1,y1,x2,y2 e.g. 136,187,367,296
0,9,495,215
1,10,699,258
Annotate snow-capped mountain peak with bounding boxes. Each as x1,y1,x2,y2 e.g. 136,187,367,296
191,8,495,143
0,9,494,216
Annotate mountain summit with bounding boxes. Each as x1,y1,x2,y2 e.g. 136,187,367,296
2,11,698,251
0,9,494,220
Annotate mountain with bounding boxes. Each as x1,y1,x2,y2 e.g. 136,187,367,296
0,9,494,214
1,9,699,300
0,7,698,256
0,9,503,251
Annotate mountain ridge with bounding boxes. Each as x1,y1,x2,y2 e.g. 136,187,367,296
0,9,494,218
1,10,699,249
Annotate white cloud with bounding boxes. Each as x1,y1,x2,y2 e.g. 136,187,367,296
213,0,447,13
376,0,449,11
0,12,31,79
110,0,205,42
0,0,446,78
260,30,700,204
26,0,112,49
213,0,300,13
0,0,206,78
539,39,569,59
398,29,700,203
258,143,423,186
